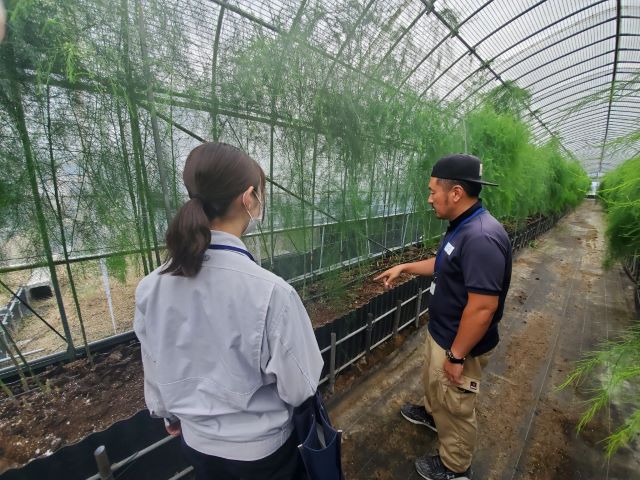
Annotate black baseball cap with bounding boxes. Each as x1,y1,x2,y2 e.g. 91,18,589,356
431,154,498,186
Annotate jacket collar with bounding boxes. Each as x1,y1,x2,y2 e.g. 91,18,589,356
210,230,249,250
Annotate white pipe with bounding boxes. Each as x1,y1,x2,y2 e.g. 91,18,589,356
99,259,117,334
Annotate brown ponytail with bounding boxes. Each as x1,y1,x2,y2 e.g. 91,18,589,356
161,142,265,277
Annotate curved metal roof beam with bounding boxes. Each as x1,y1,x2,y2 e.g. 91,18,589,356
535,105,635,131
321,0,377,86
517,36,623,85
204,0,402,98
443,15,619,104
551,121,638,144
532,69,639,105
370,4,432,77
540,111,640,134
557,115,639,134
531,110,609,135
535,81,620,113
526,60,640,98
449,1,611,105
599,0,625,176
390,1,496,92
531,89,638,134
500,22,619,79
409,1,568,155
522,49,616,91
413,0,550,100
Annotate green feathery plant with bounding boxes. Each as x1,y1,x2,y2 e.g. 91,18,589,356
599,156,640,265
560,68,639,457
0,0,594,365
560,324,640,457
463,85,589,222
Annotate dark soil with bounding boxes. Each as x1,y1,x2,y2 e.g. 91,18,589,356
0,343,144,473
303,245,430,326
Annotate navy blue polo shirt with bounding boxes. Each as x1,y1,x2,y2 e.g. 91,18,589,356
428,201,512,357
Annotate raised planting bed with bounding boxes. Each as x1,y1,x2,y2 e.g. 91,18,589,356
0,246,433,475
0,275,430,480
0,211,564,478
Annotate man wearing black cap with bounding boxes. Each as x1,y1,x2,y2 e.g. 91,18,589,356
375,154,512,480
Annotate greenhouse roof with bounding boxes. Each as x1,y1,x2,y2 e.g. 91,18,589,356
3,1,638,179
198,0,639,178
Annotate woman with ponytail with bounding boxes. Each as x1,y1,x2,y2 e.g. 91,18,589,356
134,143,323,480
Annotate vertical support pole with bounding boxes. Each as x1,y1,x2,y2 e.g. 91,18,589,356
393,299,402,337
415,287,423,328
319,225,325,271
135,0,173,224
269,124,275,269
94,446,114,480
210,6,225,141
365,219,371,256
365,313,373,356
329,332,337,394
463,117,468,153
4,46,76,359
310,134,318,278
401,213,409,247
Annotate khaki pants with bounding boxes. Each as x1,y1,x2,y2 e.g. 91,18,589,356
422,332,490,473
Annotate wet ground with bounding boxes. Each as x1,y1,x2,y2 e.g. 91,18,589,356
328,201,640,480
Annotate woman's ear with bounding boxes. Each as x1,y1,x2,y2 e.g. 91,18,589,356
241,185,255,209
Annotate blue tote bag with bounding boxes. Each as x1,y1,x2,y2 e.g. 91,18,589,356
293,391,345,480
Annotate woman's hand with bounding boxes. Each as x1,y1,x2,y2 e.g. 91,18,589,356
165,419,182,437
374,265,404,289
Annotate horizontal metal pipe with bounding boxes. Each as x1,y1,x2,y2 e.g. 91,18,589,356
86,435,175,480
319,305,430,385
2,215,552,381
167,466,195,480
319,287,429,354
0,210,431,274
0,330,138,380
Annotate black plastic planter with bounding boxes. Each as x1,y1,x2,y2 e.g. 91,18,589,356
0,411,188,480
0,211,563,480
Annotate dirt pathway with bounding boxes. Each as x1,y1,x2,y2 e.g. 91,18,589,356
328,201,640,480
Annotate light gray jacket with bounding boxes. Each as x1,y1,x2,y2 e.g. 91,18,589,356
134,230,323,461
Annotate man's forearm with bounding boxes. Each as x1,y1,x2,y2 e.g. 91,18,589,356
401,257,436,277
450,297,497,358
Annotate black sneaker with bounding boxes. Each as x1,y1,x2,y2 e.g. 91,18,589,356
415,454,473,480
400,403,437,432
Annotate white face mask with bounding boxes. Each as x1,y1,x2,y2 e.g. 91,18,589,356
243,190,264,236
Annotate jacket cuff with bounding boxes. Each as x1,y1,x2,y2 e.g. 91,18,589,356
163,415,180,427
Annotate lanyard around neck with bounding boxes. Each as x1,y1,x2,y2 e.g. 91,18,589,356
434,207,485,273
208,244,256,263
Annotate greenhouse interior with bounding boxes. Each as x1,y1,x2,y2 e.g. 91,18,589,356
0,0,639,478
